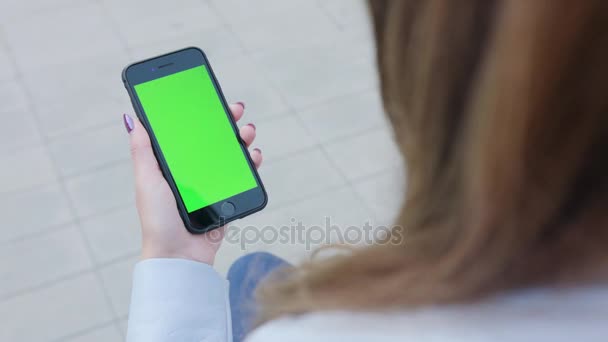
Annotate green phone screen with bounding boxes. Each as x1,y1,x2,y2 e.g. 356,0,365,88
134,65,257,213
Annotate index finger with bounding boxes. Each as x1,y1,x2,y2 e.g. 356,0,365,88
229,102,245,122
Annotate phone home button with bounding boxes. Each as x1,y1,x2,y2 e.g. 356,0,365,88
221,201,236,216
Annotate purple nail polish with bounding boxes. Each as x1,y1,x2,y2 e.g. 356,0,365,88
123,114,134,133
237,101,246,109
247,123,256,130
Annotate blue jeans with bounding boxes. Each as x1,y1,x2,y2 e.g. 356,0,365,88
227,252,289,342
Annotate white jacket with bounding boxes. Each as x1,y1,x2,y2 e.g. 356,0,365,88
126,259,608,342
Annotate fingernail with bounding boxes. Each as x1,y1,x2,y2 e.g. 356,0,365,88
247,123,256,131
253,148,261,154
123,114,134,133
236,101,246,109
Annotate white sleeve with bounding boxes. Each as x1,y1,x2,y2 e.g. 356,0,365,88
126,258,232,342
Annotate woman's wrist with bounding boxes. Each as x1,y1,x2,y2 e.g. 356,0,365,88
141,245,216,265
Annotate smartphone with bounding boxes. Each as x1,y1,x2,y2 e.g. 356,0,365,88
122,47,267,234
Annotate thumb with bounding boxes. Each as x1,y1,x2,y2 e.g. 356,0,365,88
123,113,162,183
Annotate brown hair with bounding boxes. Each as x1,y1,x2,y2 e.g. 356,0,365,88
257,0,608,321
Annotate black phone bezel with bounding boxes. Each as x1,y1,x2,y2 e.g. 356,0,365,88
122,47,267,234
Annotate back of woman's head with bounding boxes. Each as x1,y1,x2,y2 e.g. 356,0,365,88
257,0,608,320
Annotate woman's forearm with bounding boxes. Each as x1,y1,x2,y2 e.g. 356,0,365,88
126,258,232,342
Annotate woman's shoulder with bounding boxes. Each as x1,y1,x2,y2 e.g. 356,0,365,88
247,286,608,342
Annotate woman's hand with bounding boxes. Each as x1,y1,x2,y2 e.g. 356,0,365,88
123,102,262,265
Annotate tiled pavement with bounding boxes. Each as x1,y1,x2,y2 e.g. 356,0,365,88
0,1,404,341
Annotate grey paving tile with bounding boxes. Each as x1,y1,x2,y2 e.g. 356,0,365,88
0,0,90,20
35,95,130,140
324,128,402,181
99,256,138,317
0,273,114,342
48,122,130,178
3,3,124,71
64,324,122,342
0,80,29,113
64,162,135,218
22,52,131,138
0,183,73,242
211,55,289,121
102,0,221,47
353,167,406,227
252,35,378,110
211,0,314,21
0,109,42,153
259,148,346,209
276,185,377,230
0,145,56,193
224,1,340,54
0,225,93,297
81,205,141,264
119,318,128,336
128,25,244,62
251,115,316,161
22,51,130,105
298,89,387,143
214,239,246,276
318,0,372,34
0,45,17,81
